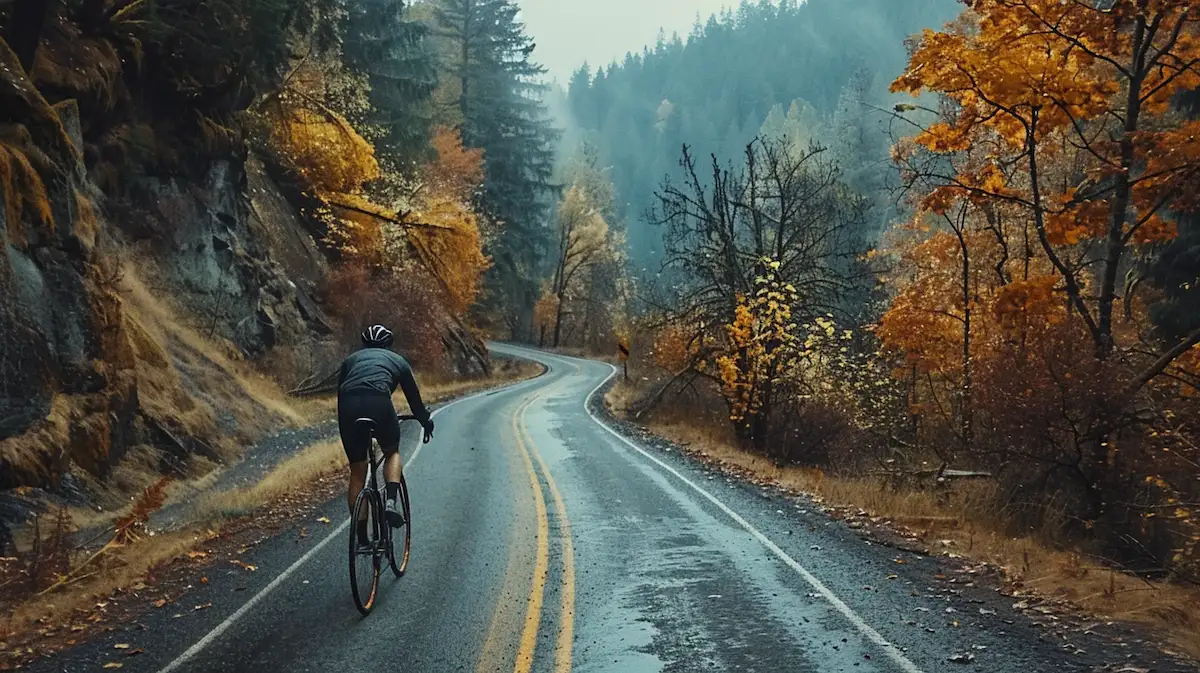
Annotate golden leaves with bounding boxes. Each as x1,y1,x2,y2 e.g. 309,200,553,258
269,105,380,194
1044,199,1108,246
652,323,698,374
411,125,492,317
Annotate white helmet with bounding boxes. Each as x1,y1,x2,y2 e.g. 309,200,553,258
361,324,394,348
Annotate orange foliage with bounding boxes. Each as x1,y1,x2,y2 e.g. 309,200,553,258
426,126,484,202
532,287,559,341
652,322,699,373
407,125,491,318
892,1,1200,351
883,1,1200,575
410,194,490,316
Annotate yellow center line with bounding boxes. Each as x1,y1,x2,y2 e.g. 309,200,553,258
519,400,576,673
474,418,537,673
512,394,551,673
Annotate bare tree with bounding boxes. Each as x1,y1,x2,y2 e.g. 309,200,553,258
647,137,872,450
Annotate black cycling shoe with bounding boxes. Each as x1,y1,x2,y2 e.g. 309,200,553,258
385,498,405,528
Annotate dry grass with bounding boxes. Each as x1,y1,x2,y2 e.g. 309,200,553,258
191,440,344,521
612,383,1200,661
2,525,204,639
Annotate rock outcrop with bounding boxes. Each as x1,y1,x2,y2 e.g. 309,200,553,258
0,42,329,491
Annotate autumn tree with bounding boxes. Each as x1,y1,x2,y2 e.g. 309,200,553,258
537,186,609,347
891,0,1200,362
886,0,1200,573
534,143,625,349
407,125,490,318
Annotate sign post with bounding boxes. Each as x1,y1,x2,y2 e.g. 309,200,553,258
618,338,630,381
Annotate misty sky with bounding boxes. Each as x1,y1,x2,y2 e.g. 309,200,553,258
518,0,732,83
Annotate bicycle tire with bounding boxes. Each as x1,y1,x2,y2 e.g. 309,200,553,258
386,475,411,577
349,488,381,615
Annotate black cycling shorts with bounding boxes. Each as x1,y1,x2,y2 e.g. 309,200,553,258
337,393,401,464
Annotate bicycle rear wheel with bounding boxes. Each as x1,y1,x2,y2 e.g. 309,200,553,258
386,475,411,577
349,488,381,615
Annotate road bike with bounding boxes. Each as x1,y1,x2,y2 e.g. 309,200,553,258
348,414,416,615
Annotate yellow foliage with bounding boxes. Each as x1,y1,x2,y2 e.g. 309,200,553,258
532,287,559,336
269,105,380,194
714,262,802,426
410,194,490,316
323,193,387,265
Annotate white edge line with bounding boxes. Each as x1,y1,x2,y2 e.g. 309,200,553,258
156,373,544,673
575,357,925,673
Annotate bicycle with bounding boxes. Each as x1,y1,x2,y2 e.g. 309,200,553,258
348,414,417,616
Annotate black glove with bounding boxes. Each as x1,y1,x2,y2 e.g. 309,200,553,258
421,418,435,444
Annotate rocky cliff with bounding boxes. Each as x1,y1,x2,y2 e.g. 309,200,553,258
0,45,331,497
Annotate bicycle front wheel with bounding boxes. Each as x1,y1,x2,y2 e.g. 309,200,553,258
349,488,381,615
387,475,411,577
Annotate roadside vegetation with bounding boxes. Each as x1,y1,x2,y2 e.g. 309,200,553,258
572,0,1200,658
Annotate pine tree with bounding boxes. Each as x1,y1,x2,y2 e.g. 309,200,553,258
344,0,438,168
434,0,559,336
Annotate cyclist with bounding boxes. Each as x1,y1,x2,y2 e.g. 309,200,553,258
337,325,434,546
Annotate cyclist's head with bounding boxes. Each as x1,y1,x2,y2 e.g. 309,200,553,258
360,324,395,349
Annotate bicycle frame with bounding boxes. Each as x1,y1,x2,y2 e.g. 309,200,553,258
349,413,417,615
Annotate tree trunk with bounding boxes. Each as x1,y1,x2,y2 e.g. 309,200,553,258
552,291,565,348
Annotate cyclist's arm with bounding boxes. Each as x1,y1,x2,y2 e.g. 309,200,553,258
392,357,431,424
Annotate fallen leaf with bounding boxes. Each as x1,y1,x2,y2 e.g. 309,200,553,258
886,574,899,580
153,599,168,608
114,644,131,650
193,603,212,611
230,560,257,572
103,664,123,669
317,517,331,524
948,652,975,664
186,551,208,560
201,576,209,584
126,649,145,657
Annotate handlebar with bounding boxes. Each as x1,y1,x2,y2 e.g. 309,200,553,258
398,413,433,443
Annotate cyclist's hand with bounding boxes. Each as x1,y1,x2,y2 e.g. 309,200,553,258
421,419,435,444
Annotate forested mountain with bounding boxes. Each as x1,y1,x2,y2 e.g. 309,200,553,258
566,0,961,271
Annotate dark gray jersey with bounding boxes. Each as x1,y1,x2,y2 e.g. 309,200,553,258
337,348,430,423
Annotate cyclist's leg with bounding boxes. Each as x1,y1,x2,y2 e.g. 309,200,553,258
338,394,372,543
373,403,405,526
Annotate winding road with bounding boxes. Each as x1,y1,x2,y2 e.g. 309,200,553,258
35,346,1198,673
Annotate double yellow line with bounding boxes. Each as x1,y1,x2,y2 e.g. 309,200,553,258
478,393,576,673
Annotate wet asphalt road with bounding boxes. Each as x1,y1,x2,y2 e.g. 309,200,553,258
32,345,1199,673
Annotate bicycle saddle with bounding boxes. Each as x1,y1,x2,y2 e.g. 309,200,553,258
355,417,377,429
